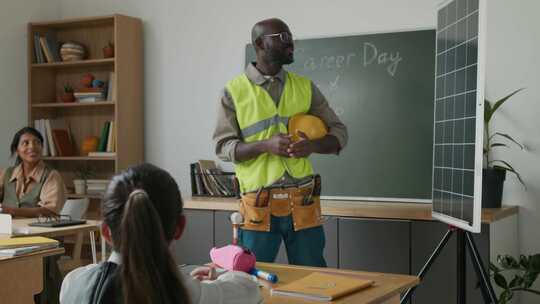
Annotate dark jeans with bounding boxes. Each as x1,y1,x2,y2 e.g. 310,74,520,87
239,215,326,267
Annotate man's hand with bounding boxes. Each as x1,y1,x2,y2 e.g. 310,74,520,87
264,133,292,157
287,131,315,158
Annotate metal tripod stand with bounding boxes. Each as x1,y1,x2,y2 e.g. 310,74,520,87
400,226,498,304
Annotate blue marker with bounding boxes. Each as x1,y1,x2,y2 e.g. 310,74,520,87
249,268,278,283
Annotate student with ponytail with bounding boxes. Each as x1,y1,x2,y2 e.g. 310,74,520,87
60,163,261,304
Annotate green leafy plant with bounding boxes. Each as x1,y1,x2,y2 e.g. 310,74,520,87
74,164,95,180
490,254,540,303
63,83,74,93
483,88,525,186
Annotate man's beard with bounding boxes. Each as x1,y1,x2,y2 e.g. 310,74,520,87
265,49,294,65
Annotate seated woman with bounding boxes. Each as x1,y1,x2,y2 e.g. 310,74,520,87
0,126,66,304
60,163,262,304
0,126,65,217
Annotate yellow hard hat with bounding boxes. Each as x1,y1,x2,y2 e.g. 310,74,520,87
288,114,328,142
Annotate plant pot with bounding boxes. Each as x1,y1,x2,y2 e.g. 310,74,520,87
103,45,114,58
482,168,506,208
73,179,87,195
60,92,75,103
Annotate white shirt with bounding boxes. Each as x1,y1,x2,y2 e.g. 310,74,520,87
60,252,263,304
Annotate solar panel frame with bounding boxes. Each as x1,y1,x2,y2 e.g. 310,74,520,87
431,0,486,233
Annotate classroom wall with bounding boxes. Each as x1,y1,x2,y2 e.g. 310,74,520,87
0,1,59,168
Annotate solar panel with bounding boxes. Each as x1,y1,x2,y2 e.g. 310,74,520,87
432,0,486,233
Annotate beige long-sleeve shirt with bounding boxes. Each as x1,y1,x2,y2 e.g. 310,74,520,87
0,160,66,213
213,63,348,164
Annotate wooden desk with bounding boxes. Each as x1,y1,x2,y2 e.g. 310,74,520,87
0,248,65,304
257,262,419,303
0,219,102,264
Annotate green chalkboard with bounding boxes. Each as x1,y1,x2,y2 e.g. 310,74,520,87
246,29,435,200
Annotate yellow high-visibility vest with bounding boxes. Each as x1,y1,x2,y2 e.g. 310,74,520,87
227,72,314,193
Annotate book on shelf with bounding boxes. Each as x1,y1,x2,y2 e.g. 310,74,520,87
88,151,116,157
197,160,220,196
190,161,236,197
106,121,114,152
77,97,105,103
33,33,45,63
271,272,374,302
44,32,61,62
52,129,75,156
34,118,75,157
98,121,110,152
34,119,49,156
44,119,56,156
38,33,61,63
106,72,115,101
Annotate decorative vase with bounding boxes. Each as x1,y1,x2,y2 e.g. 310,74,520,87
60,92,75,103
60,42,86,61
81,136,99,155
482,168,506,208
73,179,87,195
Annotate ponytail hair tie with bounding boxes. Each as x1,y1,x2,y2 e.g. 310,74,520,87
128,189,149,200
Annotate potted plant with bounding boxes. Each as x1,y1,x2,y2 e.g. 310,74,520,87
103,41,114,58
73,165,95,195
490,254,540,303
482,88,525,208
61,83,75,103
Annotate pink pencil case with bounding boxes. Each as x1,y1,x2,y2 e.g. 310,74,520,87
210,245,256,272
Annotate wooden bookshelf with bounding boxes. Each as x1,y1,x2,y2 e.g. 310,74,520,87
32,101,116,108
28,15,143,217
31,58,115,69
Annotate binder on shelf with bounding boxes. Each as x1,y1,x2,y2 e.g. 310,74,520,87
190,161,237,197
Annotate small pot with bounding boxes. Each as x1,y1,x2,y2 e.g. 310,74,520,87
60,92,75,103
482,168,506,208
103,45,114,58
73,179,87,195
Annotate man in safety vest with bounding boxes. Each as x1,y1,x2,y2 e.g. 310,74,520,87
213,18,348,267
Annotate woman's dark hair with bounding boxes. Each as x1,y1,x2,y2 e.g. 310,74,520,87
102,163,190,304
10,126,43,165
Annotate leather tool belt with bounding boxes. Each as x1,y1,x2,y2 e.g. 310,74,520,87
239,175,322,232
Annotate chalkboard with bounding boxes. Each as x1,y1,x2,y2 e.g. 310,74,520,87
246,29,436,201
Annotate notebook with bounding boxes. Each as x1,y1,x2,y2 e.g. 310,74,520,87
0,236,58,249
0,243,59,257
271,272,374,302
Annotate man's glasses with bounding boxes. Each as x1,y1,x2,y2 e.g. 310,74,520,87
262,32,293,44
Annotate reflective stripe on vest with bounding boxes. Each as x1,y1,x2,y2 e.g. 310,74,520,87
227,72,314,193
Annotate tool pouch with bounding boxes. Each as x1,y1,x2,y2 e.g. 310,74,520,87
239,195,271,232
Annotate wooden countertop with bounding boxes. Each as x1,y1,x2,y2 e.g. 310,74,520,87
185,197,518,223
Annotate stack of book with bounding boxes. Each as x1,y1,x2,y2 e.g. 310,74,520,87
0,236,59,258
33,119,75,157
190,160,237,197
33,33,61,63
74,88,106,102
86,179,110,195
